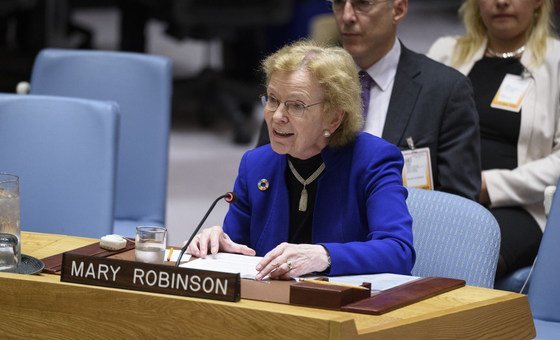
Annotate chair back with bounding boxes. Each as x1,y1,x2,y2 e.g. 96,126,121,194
528,181,560,322
30,49,172,236
406,188,500,288
0,94,118,237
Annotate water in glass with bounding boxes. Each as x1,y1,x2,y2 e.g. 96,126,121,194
135,226,167,264
0,175,20,271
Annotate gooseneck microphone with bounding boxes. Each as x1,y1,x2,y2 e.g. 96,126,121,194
175,192,236,267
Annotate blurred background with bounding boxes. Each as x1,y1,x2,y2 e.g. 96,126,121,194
0,0,557,245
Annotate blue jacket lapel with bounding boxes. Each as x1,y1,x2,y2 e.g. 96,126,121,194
255,155,290,253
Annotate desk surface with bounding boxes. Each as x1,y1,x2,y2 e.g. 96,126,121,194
0,232,535,339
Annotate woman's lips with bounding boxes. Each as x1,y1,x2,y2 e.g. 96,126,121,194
493,14,515,19
273,129,294,138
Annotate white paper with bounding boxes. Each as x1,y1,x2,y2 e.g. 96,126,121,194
180,252,264,279
402,147,433,190
491,74,530,112
176,252,419,289
323,273,420,291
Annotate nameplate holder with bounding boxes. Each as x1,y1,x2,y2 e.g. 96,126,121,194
290,278,371,309
61,253,240,302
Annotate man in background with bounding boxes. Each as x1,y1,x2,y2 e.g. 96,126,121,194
257,0,481,201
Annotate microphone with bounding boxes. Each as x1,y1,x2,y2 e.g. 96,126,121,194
175,192,236,267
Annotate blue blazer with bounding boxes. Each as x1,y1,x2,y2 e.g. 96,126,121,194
224,133,415,275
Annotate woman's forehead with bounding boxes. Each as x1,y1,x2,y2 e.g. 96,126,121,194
268,70,322,96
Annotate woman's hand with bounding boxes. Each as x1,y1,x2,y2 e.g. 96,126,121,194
186,225,256,258
255,243,330,280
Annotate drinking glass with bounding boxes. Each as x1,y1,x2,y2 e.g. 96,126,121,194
0,174,20,271
135,226,167,264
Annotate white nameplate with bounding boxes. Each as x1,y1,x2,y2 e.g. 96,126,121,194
402,147,433,190
491,74,530,112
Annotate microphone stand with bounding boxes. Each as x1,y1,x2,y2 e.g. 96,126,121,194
175,193,234,267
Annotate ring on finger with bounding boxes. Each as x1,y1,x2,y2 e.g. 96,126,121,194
286,261,293,271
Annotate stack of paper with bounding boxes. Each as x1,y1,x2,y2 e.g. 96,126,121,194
180,252,264,279
178,252,420,291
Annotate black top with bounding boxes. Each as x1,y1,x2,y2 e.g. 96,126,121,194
468,56,524,170
286,154,324,244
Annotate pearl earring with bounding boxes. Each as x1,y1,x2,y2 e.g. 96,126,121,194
323,130,331,138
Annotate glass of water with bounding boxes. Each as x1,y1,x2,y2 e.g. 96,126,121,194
0,174,20,272
135,226,167,264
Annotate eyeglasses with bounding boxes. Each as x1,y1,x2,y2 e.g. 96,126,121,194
261,95,323,118
327,0,391,13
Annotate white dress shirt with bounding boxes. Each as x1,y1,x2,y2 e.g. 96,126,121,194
362,39,401,137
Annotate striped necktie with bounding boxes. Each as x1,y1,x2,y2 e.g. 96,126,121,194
359,70,374,118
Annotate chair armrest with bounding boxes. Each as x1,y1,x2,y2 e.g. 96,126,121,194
544,186,557,216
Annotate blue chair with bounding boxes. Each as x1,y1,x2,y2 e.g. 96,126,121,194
0,94,119,238
406,188,501,288
528,182,560,339
29,48,172,236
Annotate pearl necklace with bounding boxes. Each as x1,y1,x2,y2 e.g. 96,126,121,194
486,45,525,59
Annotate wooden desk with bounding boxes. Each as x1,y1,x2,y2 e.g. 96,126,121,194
0,232,535,339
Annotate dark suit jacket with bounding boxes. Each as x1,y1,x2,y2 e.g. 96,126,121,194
257,43,481,201
224,133,415,276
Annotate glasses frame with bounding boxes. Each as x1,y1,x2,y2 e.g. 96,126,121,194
327,0,391,14
261,95,323,118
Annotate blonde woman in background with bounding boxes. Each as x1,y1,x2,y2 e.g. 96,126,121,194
428,0,560,280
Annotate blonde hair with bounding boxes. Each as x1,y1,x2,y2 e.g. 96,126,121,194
262,40,363,147
452,0,555,67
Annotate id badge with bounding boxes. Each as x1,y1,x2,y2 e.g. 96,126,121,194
402,147,433,190
491,74,530,112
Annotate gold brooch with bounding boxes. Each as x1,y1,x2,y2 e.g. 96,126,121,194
258,179,269,191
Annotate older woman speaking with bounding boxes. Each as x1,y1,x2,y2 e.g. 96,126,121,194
188,41,415,280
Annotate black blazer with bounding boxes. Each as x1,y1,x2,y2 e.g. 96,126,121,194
256,43,481,201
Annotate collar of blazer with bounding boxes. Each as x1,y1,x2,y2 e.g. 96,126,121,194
382,42,422,146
